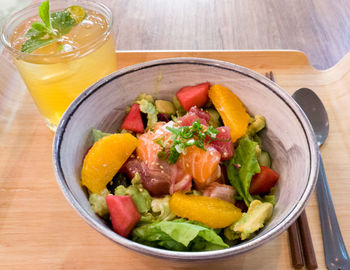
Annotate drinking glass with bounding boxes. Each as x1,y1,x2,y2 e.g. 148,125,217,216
1,0,117,131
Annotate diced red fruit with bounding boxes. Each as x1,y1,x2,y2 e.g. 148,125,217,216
105,195,141,237
249,166,280,195
209,126,234,160
189,106,210,123
121,104,144,133
176,82,210,111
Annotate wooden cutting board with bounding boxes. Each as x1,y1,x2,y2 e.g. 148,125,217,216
0,50,349,270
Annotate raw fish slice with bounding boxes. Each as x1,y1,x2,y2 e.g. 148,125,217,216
209,126,234,160
169,164,192,194
202,182,236,203
178,111,208,126
177,145,221,187
135,122,192,195
136,122,174,165
122,158,170,196
188,106,210,123
137,131,162,166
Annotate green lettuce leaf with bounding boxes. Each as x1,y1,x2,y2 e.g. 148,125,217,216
151,195,176,221
225,137,261,206
137,99,158,130
132,219,228,251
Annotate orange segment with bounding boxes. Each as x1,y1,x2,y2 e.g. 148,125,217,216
81,133,138,193
208,84,250,142
169,192,242,228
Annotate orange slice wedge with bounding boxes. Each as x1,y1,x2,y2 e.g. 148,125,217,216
208,84,250,142
81,133,138,194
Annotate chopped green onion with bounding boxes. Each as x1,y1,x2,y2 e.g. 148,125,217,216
157,151,167,160
156,119,220,164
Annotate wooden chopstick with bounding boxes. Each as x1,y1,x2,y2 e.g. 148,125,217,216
265,71,318,269
288,222,305,268
298,211,318,269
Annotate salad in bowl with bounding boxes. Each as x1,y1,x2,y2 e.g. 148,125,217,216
80,82,280,251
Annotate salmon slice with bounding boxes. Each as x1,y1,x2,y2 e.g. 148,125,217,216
177,145,221,187
137,131,162,165
137,122,174,162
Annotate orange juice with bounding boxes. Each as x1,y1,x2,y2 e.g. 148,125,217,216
1,1,117,130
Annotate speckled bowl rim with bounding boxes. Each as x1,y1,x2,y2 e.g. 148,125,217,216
53,57,319,261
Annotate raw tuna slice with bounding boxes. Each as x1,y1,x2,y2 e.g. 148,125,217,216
178,111,210,127
209,126,234,160
122,158,171,197
188,106,210,123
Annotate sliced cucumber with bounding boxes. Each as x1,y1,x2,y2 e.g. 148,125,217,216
258,151,271,167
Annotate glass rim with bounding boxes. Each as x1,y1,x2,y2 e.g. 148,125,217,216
0,0,114,60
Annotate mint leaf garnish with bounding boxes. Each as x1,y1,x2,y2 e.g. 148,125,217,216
21,0,84,53
21,37,56,53
51,11,75,35
25,28,46,39
38,0,52,30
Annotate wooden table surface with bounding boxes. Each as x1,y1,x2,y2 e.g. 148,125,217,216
108,0,350,70
1,50,350,270
1,0,350,69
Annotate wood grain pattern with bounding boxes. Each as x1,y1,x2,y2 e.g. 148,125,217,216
108,0,350,70
1,50,350,270
2,0,350,69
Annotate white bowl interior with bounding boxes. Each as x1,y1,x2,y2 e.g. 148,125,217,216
54,58,318,260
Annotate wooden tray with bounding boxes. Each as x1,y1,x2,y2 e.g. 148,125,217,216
1,50,349,270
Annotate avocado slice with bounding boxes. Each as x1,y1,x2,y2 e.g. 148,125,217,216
233,200,273,240
206,108,221,128
248,115,266,135
155,100,176,116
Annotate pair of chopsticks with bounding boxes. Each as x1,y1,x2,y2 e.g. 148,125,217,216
265,71,318,270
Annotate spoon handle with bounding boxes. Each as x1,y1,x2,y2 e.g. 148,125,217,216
316,154,350,269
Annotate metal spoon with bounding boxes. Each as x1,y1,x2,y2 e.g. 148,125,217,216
293,88,350,270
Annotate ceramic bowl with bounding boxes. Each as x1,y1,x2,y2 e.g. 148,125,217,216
53,57,319,261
